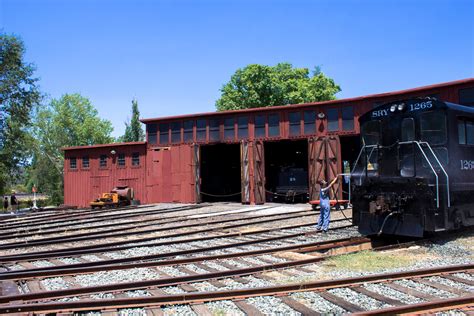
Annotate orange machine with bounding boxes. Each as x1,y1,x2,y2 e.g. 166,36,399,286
90,186,133,209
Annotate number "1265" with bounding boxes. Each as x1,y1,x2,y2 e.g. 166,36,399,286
460,160,474,170
409,101,433,112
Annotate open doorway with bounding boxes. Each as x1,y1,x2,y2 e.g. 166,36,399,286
200,143,241,202
264,140,309,203
340,135,361,200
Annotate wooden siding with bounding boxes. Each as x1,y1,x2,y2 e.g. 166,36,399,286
145,145,195,204
144,79,474,147
64,143,147,207
64,79,474,206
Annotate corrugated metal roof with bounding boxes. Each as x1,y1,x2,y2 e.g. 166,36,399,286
140,78,474,123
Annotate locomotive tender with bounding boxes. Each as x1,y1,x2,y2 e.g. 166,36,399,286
351,98,474,237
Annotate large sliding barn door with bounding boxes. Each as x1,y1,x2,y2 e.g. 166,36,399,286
308,137,321,201
192,144,201,203
308,136,341,200
253,140,265,204
241,140,250,204
326,136,341,200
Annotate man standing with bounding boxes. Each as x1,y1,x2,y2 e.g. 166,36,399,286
315,176,340,233
3,196,8,212
10,192,18,212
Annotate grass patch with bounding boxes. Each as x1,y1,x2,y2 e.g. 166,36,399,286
270,274,321,285
323,250,414,272
212,309,227,316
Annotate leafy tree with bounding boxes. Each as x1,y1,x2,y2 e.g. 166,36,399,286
120,99,145,142
28,94,114,203
216,63,341,111
0,33,41,194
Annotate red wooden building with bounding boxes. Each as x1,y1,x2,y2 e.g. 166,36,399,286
64,78,474,207
63,142,147,207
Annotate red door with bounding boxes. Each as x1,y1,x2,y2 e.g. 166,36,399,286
241,140,250,204
192,144,201,203
253,140,265,204
308,136,342,200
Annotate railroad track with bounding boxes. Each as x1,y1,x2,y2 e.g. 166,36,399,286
0,212,337,265
0,209,315,248
0,203,169,230
0,203,279,238
0,222,360,286
0,209,322,252
0,221,355,272
0,262,472,314
2,203,470,315
0,204,218,242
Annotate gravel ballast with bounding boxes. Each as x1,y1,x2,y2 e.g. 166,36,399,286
363,283,423,304
290,291,347,314
328,287,391,310
75,268,162,287
246,296,300,315
3,203,473,316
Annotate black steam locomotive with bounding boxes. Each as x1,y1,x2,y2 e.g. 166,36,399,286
351,98,474,237
273,167,309,203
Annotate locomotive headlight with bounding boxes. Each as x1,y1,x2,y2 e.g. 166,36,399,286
390,105,397,112
397,103,406,111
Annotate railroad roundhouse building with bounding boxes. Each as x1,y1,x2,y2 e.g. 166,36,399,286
64,78,474,207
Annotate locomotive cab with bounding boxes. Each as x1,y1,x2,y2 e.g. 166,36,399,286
352,98,474,237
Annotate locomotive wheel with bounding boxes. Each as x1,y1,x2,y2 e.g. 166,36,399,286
454,211,463,229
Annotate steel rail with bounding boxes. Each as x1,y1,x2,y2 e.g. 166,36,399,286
0,207,202,239
0,227,361,280
0,238,416,304
0,206,89,225
0,209,317,251
0,213,346,263
0,204,202,232
0,208,183,236
0,209,313,247
351,295,474,315
0,208,76,223
0,210,92,227
0,205,282,240
0,205,275,241
0,204,149,227
0,215,179,240
0,264,471,313
0,210,341,263
0,207,100,225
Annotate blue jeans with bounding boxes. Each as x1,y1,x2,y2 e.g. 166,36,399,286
316,205,331,231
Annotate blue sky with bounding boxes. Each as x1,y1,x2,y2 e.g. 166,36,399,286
1,0,473,137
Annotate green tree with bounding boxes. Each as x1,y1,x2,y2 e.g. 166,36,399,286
120,99,145,142
28,94,114,203
216,63,341,111
0,33,41,194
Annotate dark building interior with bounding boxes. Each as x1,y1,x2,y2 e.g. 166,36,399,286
200,143,242,202
264,140,309,202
